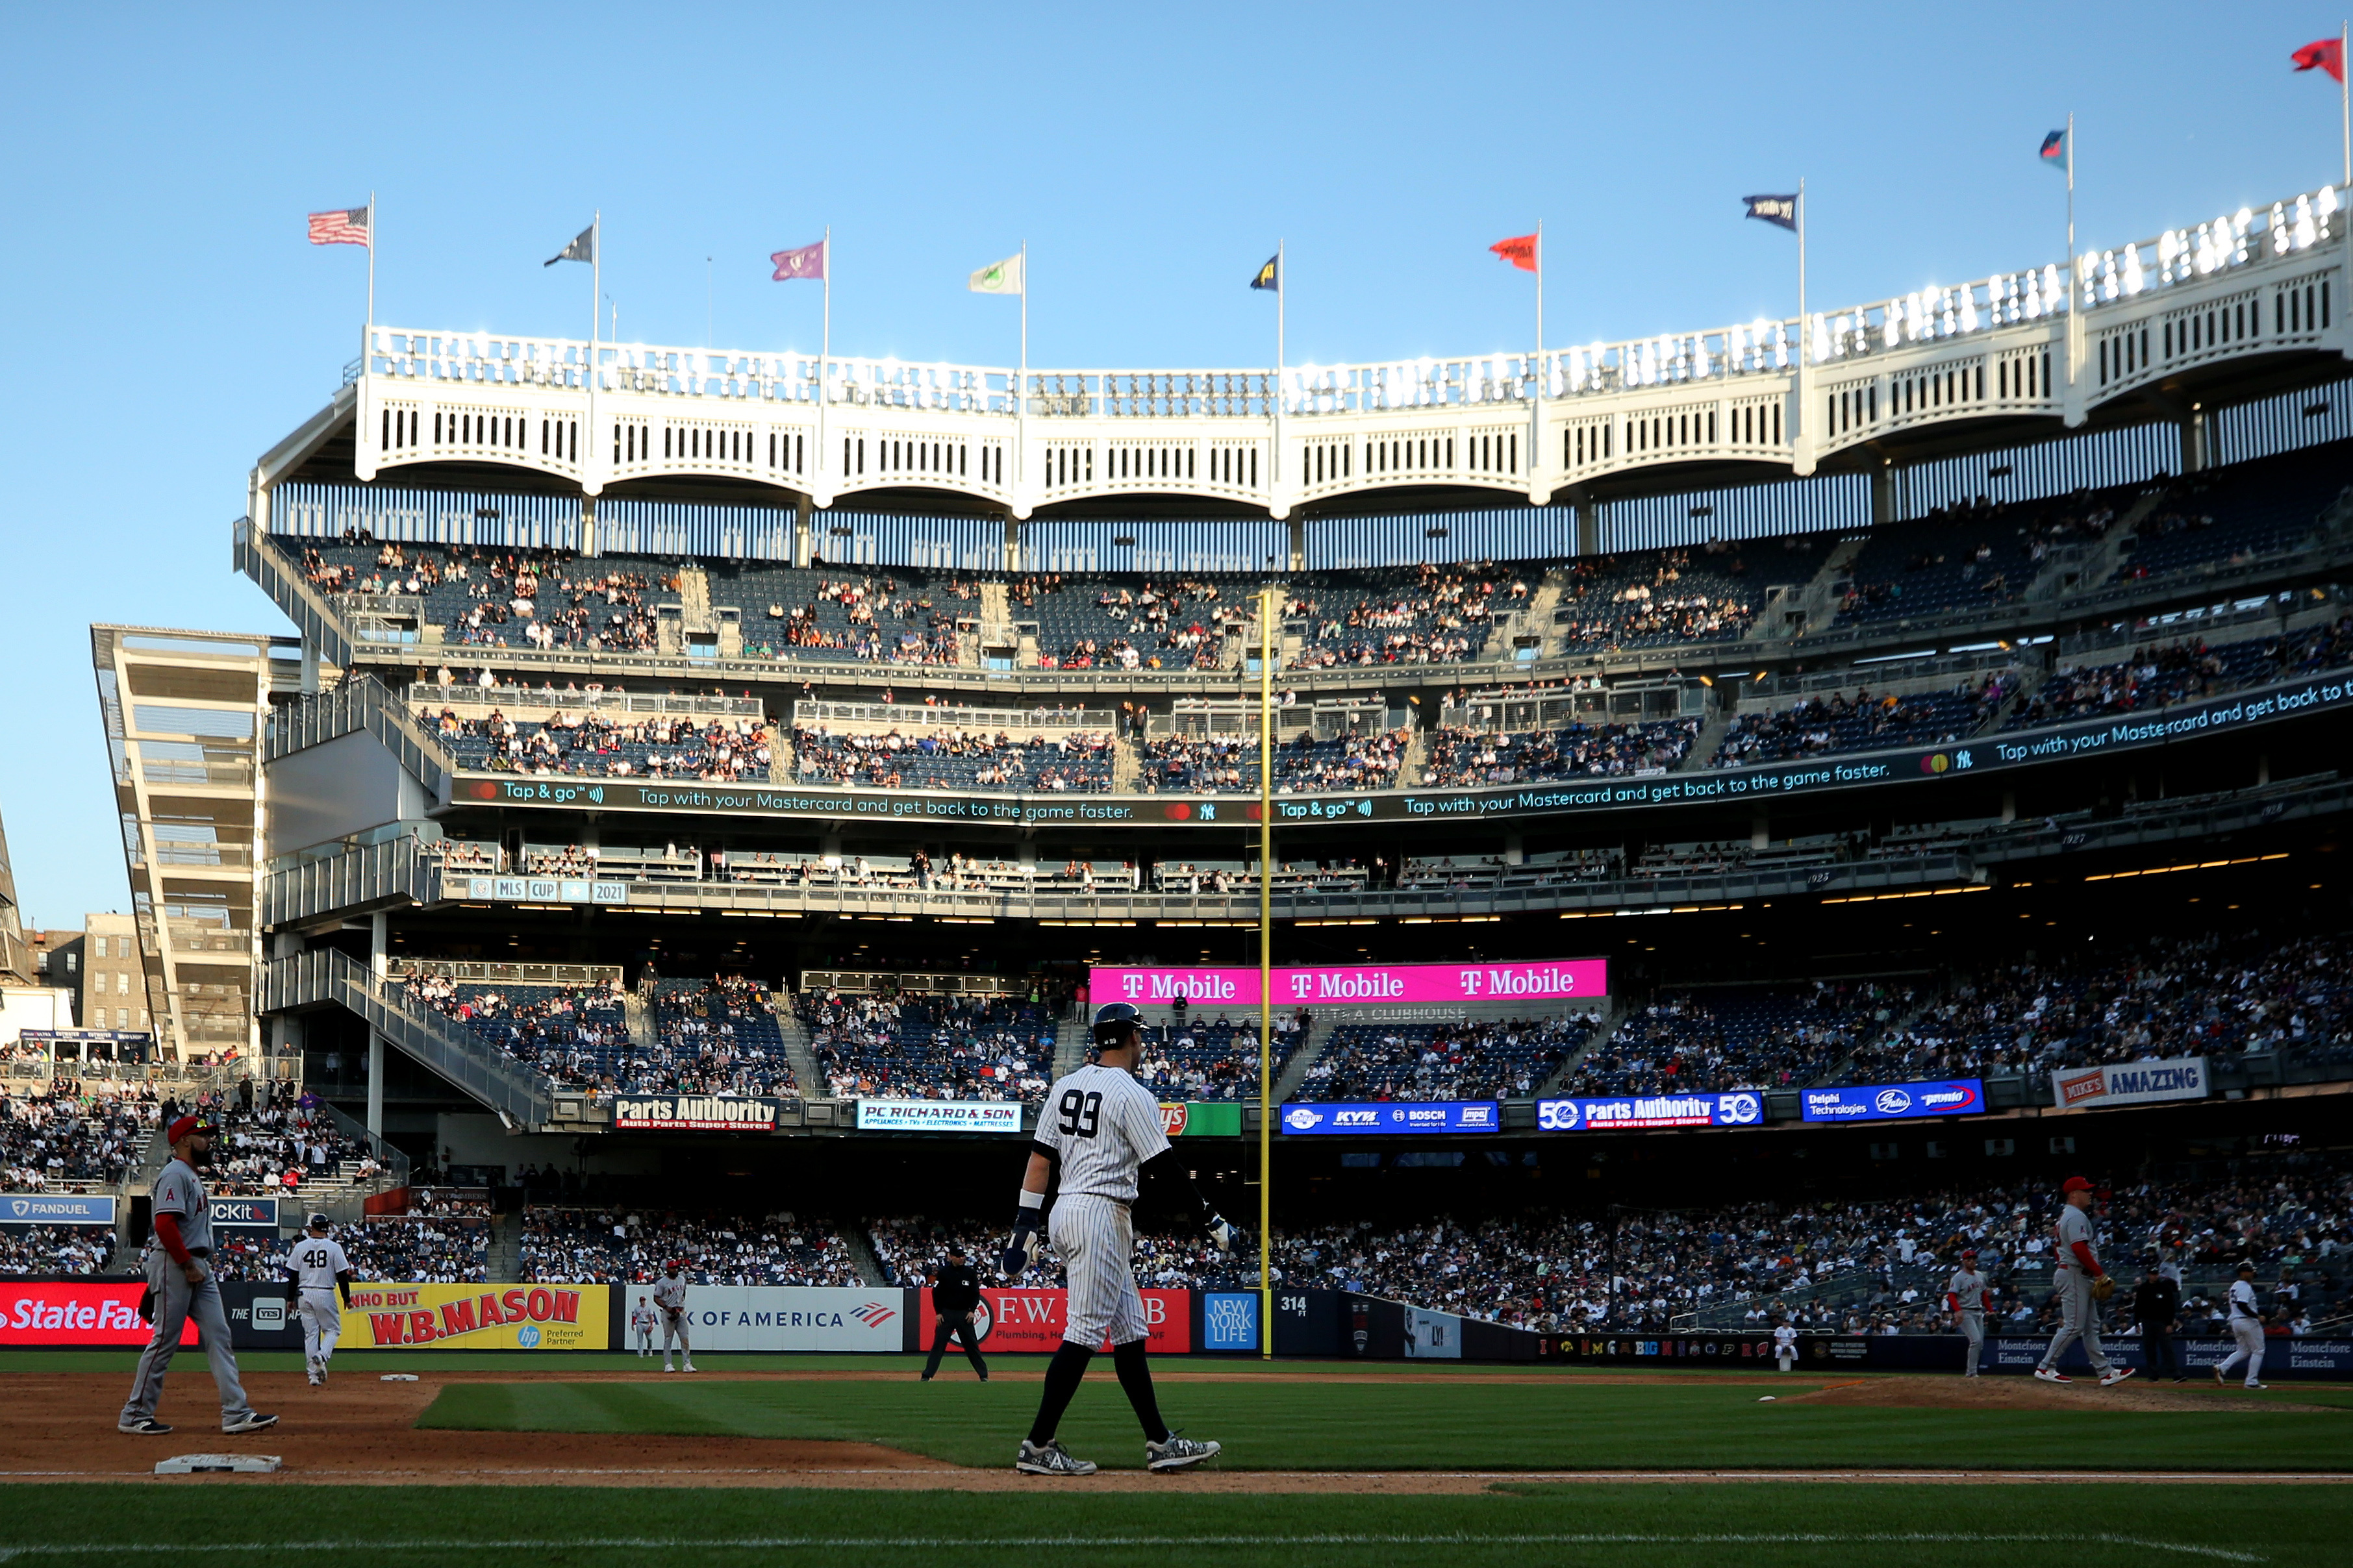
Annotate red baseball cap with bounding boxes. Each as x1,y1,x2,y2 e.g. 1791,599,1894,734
2061,1176,2095,1194
166,1115,207,1145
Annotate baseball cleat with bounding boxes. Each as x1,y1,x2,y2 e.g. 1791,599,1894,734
664,1363,675,1373
2098,1367,2135,1387
307,1372,322,1387
683,1360,696,1372
2245,1382,2268,1390
1145,1432,1221,1472
117,1418,173,1436
1015,1439,1097,1476
2032,1367,2070,1384
2213,1363,2227,1386
221,1412,279,1435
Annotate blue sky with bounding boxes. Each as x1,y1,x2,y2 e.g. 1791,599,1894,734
1,0,2345,927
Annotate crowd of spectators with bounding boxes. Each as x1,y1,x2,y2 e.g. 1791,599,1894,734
401,971,635,1097
522,1208,862,1286
171,1093,371,1199
796,988,1056,1102
1033,577,1235,671
1563,980,1919,1097
1839,928,2353,1084
1420,718,1698,787
300,541,668,653
749,571,964,666
204,1215,490,1285
1297,1014,1600,1102
1283,561,1522,668
0,1225,118,1275
1713,675,2017,766
2004,640,2230,729
794,727,1114,791
0,1085,158,1189
650,976,798,1099
1140,734,1259,792
422,704,773,783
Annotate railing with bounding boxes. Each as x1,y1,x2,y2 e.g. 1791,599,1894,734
792,699,1114,731
387,959,622,986
405,682,764,718
264,949,553,1127
359,184,2345,419
266,674,458,793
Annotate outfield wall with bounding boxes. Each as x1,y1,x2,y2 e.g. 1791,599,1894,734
9,1280,2344,1378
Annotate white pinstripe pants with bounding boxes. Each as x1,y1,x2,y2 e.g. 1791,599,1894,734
1051,1194,1146,1349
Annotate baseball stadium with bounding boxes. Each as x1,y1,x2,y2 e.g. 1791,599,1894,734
14,20,2353,1566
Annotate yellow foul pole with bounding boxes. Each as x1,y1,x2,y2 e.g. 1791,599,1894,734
1257,583,1275,1360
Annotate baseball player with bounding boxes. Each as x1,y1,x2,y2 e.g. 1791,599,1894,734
116,1115,278,1436
2034,1176,2133,1388
631,1295,658,1357
1004,1001,1231,1476
2213,1261,2268,1389
283,1213,354,1386
653,1261,694,1372
921,1239,989,1382
1945,1249,1994,1377
1772,1318,1796,1372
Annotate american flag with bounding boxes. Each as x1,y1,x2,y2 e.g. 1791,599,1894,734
308,206,371,247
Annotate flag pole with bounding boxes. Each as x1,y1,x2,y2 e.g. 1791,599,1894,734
2341,21,2349,186
1257,580,1274,1360
1532,219,1544,493
366,190,376,334
820,226,831,508
1018,240,1028,498
1274,238,1285,487
1795,179,1807,460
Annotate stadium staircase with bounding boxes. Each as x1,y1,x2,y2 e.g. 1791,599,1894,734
1672,696,1736,773
262,949,554,1128
1753,536,1869,640
840,1226,889,1286
1531,993,1627,1099
1111,735,1142,791
2030,484,2167,599
1052,1015,1091,1077
774,1006,825,1100
1265,1017,1329,1104
623,988,656,1053
487,1211,523,1280
1397,723,1429,786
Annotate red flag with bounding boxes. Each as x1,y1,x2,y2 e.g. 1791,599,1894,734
1489,232,1538,272
2293,38,2344,84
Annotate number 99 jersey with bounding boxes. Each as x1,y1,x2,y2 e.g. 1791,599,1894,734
1035,1062,1170,1203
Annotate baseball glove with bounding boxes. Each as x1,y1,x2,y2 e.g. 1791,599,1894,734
2091,1275,2117,1301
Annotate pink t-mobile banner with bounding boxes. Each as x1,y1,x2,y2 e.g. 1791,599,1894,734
1089,958,1607,1007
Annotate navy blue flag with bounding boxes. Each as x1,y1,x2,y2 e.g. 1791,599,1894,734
2039,129,2069,169
1743,193,1798,231
1250,253,1279,291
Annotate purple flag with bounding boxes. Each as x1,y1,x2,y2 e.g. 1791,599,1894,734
771,240,825,281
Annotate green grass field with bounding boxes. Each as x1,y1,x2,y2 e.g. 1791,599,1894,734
0,1483,2345,1567
414,1371,2353,1472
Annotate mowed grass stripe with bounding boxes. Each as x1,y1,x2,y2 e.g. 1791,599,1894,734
2,1484,2347,1568
416,1377,2353,1471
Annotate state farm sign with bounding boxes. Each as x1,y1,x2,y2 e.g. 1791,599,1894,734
4,1282,192,1346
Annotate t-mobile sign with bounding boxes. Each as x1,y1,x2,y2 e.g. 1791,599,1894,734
1089,958,1607,1007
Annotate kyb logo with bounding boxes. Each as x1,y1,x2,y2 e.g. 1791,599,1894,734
1335,1110,1380,1126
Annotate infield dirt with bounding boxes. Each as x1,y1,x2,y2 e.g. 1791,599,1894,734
0,1369,2337,1491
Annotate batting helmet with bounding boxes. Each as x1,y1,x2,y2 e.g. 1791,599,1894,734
305,1212,331,1231
1091,1001,1144,1046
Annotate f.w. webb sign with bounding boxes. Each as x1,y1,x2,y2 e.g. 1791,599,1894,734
1090,959,1607,1007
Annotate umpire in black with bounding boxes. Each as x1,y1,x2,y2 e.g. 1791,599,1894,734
920,1241,989,1382
2130,1258,2184,1382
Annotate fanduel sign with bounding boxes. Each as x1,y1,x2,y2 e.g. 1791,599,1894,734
2052,1057,2210,1111
1091,959,1607,1008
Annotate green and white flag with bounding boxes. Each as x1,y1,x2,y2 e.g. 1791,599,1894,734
968,253,1024,295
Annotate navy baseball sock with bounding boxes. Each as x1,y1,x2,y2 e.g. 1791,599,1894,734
1112,1338,1169,1443
1027,1340,1094,1445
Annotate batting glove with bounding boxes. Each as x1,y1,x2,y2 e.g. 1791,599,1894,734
1001,1210,1043,1278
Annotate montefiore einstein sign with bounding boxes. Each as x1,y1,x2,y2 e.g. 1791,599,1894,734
1090,959,1607,1007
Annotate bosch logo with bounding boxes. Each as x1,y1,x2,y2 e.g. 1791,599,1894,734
1284,1107,1323,1130
1874,1089,1914,1115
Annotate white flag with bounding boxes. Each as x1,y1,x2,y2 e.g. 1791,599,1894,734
968,253,1024,295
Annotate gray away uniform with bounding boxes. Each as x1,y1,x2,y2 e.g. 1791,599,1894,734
119,1157,260,1430
1947,1267,1990,1375
2037,1204,2115,1377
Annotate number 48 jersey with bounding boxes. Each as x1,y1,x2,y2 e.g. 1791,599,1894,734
1037,1062,1170,1203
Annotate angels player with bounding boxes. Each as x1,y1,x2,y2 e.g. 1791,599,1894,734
631,1294,658,1357
1946,1249,1994,1377
2035,1176,2133,1387
653,1261,694,1372
283,1212,353,1386
1003,1002,1231,1476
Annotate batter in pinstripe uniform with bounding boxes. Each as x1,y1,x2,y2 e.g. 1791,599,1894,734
1004,1002,1232,1476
